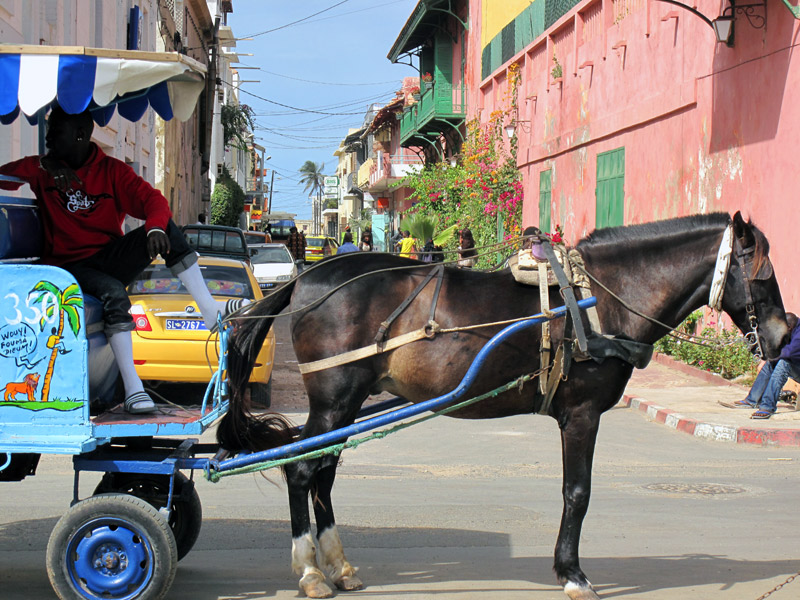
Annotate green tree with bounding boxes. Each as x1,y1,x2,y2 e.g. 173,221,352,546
221,103,255,150
210,165,246,227
299,160,326,231
30,281,83,402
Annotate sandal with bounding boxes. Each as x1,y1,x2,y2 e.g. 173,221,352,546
751,409,774,420
733,399,757,408
124,391,156,414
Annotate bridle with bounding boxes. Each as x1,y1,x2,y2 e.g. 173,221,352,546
709,223,772,360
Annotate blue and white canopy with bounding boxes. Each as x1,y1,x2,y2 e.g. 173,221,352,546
0,46,207,126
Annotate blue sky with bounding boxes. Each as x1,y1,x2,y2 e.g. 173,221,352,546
228,0,419,219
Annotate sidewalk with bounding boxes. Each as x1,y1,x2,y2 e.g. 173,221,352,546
621,353,800,447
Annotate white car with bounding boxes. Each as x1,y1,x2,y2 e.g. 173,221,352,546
249,243,297,291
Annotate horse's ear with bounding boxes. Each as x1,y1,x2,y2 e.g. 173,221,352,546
732,211,754,246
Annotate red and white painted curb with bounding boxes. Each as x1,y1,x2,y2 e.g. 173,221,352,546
620,395,800,447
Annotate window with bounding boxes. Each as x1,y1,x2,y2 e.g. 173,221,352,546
539,169,552,233
595,148,625,229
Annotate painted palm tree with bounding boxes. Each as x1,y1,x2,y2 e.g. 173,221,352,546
30,281,83,402
299,160,325,234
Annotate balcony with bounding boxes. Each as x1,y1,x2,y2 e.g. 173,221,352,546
368,152,423,192
399,82,466,146
357,158,374,189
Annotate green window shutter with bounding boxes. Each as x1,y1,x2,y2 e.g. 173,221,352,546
539,169,552,233
595,148,625,229
434,32,453,83
481,44,491,80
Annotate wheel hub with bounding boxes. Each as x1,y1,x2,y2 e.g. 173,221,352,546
94,543,127,572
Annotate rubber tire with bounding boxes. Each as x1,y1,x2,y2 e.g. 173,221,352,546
93,472,202,561
47,493,177,600
250,377,272,409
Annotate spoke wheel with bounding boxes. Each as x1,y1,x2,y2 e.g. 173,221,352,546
47,494,177,600
94,472,201,561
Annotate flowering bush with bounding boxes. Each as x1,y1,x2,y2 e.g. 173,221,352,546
396,63,523,267
421,72,433,83
409,85,420,96
654,310,759,381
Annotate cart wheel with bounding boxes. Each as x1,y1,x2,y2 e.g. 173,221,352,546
47,493,177,600
94,472,201,561
250,377,272,409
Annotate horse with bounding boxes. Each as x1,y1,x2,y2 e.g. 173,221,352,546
217,212,788,600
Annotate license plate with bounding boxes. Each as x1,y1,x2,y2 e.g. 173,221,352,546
165,318,207,331
259,282,275,289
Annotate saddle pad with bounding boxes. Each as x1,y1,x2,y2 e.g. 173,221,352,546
509,251,559,286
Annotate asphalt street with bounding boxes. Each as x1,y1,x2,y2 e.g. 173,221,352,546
2,311,800,599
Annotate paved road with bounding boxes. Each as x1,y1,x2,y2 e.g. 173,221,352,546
3,312,800,599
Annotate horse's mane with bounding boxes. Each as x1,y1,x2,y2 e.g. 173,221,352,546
576,213,730,248
575,211,770,278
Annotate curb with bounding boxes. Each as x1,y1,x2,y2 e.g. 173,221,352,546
620,394,800,447
651,352,748,389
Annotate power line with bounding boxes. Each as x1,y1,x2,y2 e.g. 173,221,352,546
234,84,394,116
240,0,352,39
239,63,399,87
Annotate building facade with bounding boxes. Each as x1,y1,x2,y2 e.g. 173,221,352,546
392,0,800,308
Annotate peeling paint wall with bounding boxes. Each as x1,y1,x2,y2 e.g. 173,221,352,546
469,0,800,308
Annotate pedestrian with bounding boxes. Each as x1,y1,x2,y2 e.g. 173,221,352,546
359,230,373,251
458,228,477,268
341,224,351,244
196,213,206,225
286,225,306,270
398,230,416,258
337,232,359,254
733,312,800,419
421,238,443,263
0,106,247,414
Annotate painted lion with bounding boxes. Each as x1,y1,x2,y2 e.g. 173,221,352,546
3,373,41,402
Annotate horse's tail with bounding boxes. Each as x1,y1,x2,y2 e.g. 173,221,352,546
217,280,297,453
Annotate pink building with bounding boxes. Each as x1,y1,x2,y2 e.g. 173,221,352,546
392,0,800,308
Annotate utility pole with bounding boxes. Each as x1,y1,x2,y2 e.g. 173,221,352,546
267,169,275,214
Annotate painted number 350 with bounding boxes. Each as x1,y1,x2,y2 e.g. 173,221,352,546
4,291,57,326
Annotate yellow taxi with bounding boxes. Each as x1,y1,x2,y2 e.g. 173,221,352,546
305,235,339,263
126,256,275,406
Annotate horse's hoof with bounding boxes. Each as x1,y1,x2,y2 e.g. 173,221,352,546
334,574,364,591
300,574,334,598
564,581,600,600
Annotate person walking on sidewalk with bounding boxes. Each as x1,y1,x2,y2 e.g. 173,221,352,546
337,232,359,254
734,312,800,419
0,107,247,414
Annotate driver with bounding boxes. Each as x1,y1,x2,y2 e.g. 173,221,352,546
0,106,247,414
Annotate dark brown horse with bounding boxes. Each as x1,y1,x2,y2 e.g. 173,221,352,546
218,212,788,600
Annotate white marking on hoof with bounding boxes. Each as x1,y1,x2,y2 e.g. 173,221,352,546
292,533,332,598
564,580,600,600
318,525,363,591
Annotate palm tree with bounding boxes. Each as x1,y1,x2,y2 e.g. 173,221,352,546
30,281,83,402
299,160,325,234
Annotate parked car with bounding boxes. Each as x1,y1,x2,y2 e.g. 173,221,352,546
181,224,251,267
249,243,297,292
127,256,275,406
244,230,272,245
305,235,339,263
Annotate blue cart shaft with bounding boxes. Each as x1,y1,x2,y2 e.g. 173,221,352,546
210,297,597,475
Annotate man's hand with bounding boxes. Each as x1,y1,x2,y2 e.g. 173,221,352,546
40,155,82,191
147,229,171,260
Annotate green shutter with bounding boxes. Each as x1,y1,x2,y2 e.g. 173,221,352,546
539,169,552,233
595,148,625,229
435,32,453,83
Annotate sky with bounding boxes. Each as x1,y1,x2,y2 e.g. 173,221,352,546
227,0,420,220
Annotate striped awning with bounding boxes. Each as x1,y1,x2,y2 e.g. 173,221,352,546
0,46,207,126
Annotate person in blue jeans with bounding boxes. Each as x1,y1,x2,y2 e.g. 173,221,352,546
735,312,800,419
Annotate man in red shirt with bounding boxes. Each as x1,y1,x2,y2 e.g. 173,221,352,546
0,107,246,414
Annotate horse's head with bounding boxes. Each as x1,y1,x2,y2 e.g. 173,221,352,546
722,212,789,360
